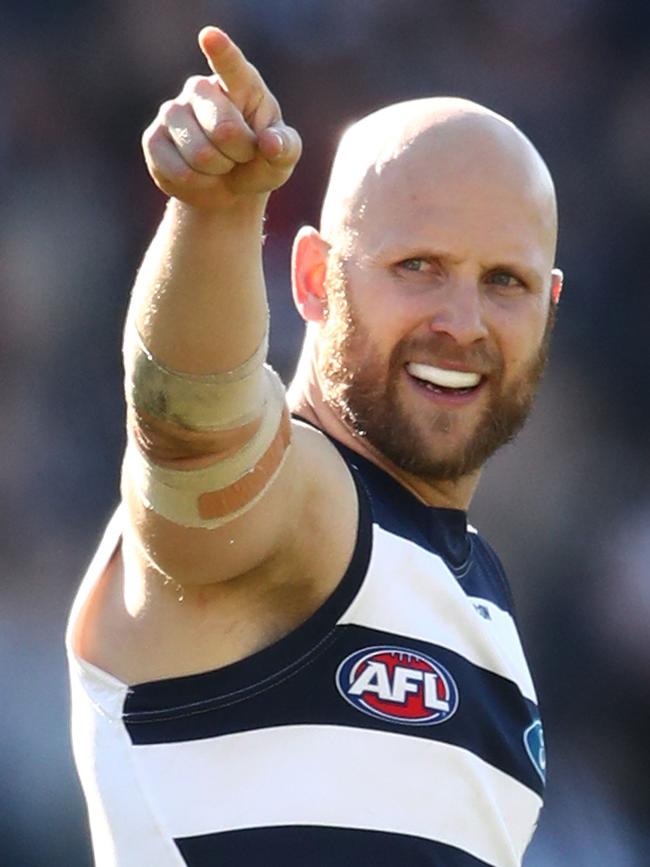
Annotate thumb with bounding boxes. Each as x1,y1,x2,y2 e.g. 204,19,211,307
258,123,303,169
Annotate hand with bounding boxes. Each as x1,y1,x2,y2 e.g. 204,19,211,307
142,27,302,210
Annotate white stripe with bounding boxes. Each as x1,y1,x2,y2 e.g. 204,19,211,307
338,527,537,702
466,595,537,703
69,664,185,866
133,725,541,866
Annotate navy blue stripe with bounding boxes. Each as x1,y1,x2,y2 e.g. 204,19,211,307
125,624,543,798
468,535,517,617
324,436,513,612
175,825,493,867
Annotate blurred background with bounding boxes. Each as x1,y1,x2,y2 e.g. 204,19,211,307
2,1,649,864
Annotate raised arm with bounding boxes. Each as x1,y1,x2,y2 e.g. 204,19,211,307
120,29,333,588
129,26,301,381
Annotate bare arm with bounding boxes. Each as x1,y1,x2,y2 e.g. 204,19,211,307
121,28,327,587
129,27,301,374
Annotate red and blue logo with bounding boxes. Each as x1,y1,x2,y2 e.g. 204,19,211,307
336,646,459,725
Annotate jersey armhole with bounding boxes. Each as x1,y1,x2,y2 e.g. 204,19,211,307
122,455,374,718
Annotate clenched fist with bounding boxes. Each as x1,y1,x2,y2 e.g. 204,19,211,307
142,27,302,210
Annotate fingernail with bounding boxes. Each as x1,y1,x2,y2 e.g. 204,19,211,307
267,130,283,152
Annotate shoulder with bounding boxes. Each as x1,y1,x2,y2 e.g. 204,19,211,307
69,420,365,684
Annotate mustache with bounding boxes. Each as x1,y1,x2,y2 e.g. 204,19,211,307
392,335,502,375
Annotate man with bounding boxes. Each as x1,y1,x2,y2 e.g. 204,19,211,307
68,26,562,867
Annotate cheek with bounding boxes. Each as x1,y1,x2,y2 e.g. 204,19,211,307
349,306,408,363
347,269,416,331
492,302,549,369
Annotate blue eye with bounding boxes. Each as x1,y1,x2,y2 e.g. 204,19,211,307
488,271,523,290
490,272,514,285
399,258,429,272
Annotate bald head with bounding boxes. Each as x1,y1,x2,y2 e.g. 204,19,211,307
320,97,557,263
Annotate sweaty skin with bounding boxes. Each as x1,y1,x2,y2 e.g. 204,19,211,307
289,97,562,510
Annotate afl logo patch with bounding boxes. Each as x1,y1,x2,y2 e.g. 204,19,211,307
336,646,459,725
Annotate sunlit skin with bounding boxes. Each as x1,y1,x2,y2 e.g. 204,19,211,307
289,99,563,510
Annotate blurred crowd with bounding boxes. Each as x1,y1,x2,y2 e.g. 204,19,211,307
1,2,649,864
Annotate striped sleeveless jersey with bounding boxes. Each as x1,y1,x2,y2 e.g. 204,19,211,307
68,439,545,866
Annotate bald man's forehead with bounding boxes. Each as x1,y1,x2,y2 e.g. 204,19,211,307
320,97,557,258
361,122,552,218
365,135,553,222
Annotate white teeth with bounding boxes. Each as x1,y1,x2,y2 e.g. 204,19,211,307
406,362,481,389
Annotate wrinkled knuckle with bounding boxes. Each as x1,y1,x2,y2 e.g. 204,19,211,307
158,100,178,124
173,164,195,185
244,67,265,95
149,165,167,184
194,76,218,97
251,83,267,108
141,125,155,150
148,162,173,188
211,116,239,143
183,74,207,95
191,143,218,168
142,125,164,155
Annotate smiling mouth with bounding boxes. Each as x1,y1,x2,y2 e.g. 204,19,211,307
405,362,484,395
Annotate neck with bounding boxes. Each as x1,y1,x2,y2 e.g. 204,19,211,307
287,344,481,511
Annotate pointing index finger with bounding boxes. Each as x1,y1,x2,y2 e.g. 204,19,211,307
198,27,262,96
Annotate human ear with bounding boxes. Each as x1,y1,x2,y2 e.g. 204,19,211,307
550,268,563,305
291,226,330,323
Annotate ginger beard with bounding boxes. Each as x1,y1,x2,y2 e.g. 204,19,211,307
318,262,556,483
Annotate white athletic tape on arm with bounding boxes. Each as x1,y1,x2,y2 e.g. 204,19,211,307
125,366,291,529
124,325,270,431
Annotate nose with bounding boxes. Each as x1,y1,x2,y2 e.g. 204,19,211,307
428,279,488,346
